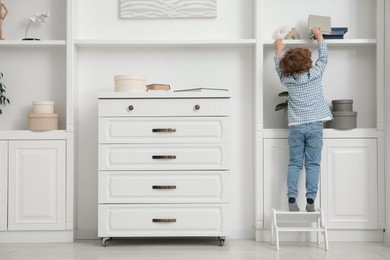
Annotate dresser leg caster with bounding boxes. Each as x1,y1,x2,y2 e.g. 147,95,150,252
101,237,112,247
217,236,225,246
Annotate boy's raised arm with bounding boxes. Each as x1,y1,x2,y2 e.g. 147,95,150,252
312,27,324,43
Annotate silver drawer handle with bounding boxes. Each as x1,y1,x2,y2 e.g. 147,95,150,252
152,128,176,133
194,104,200,110
152,155,176,160
152,219,176,223
152,185,176,190
128,105,134,111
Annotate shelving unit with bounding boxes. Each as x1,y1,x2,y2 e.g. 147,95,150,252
1,0,388,243
255,0,385,242
0,0,73,243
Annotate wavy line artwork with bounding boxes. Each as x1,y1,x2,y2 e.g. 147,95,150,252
120,0,217,19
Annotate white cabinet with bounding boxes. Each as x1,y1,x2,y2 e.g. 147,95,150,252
321,139,378,229
0,141,7,231
0,139,70,242
263,137,378,231
8,141,66,231
98,93,231,246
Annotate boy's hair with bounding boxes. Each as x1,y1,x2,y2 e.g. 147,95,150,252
279,47,312,76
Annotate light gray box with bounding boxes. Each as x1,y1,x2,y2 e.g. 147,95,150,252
308,15,332,34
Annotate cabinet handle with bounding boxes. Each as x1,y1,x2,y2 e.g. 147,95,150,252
152,185,176,190
152,155,176,160
128,105,134,111
152,219,176,223
152,128,176,133
194,104,200,110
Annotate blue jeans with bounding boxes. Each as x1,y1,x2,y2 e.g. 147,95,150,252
287,121,323,200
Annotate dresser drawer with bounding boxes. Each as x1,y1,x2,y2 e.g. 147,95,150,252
98,171,230,203
98,204,230,237
99,117,229,144
98,98,230,117
99,144,229,170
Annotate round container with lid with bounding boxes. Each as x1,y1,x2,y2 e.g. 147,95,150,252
28,113,59,131
326,111,357,129
32,101,55,113
114,75,146,92
332,99,353,112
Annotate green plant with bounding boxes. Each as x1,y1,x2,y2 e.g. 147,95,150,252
275,91,288,111
0,73,10,114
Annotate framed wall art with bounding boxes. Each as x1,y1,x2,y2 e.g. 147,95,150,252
120,0,217,19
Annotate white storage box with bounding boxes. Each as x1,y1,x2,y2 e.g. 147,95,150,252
114,75,146,92
32,101,55,113
28,113,59,131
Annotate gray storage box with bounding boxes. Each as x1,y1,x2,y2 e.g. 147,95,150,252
326,111,357,129
332,99,353,112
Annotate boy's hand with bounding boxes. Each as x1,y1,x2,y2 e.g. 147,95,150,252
312,27,324,43
273,38,285,55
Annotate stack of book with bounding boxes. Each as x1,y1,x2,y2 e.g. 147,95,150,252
146,84,171,91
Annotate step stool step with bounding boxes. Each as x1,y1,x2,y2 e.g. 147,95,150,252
271,207,329,251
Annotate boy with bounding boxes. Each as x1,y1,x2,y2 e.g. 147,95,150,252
273,27,332,212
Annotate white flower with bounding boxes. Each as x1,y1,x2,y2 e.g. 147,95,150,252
30,11,50,23
24,11,51,39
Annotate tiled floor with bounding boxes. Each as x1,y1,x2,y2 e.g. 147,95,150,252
1,239,390,260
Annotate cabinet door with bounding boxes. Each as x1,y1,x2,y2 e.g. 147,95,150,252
0,141,7,231
321,139,377,229
8,140,66,230
263,139,312,228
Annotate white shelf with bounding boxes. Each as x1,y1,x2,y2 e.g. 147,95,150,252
0,40,66,47
0,130,68,140
263,39,377,47
273,209,321,215
74,39,256,48
277,227,325,232
263,128,381,139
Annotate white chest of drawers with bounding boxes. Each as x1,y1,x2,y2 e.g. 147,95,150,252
98,92,231,246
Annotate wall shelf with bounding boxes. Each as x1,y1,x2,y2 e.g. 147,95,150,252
74,39,256,48
0,40,66,47
263,128,381,139
0,130,68,140
263,39,377,47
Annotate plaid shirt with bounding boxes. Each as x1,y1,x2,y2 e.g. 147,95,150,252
274,42,333,125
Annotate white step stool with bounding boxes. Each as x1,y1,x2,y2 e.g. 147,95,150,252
271,208,329,251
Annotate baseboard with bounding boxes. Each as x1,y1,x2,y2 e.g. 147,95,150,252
384,231,390,246
75,228,98,240
0,231,74,243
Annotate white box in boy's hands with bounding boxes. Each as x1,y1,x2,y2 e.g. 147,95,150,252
308,15,332,34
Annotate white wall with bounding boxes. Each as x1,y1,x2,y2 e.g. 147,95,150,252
3,0,66,40
75,0,253,40
75,0,256,239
